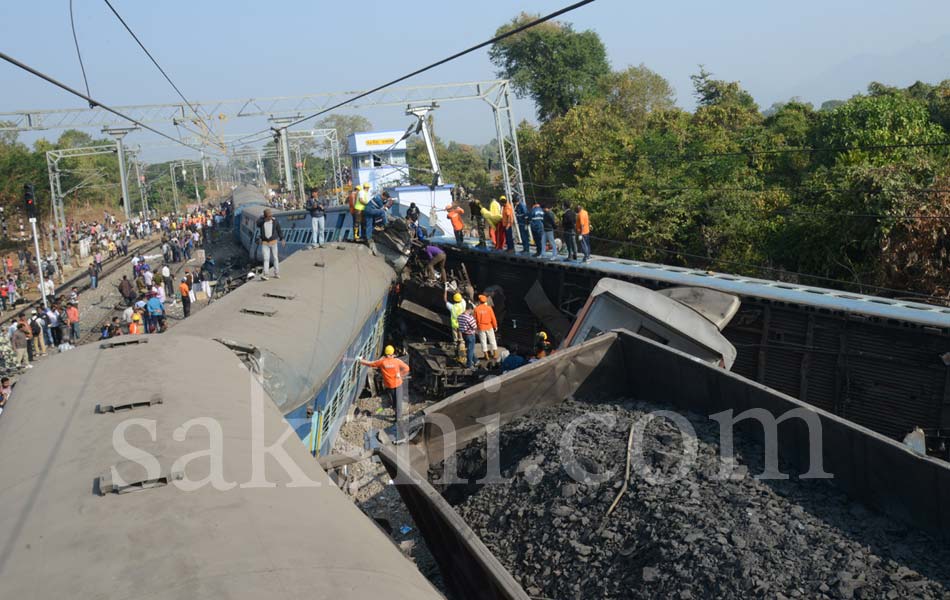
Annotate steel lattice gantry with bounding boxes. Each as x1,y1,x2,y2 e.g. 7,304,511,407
1,80,527,205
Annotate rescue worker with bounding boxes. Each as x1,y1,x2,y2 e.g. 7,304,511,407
500,195,515,252
575,204,591,262
535,331,554,358
469,197,488,249
256,208,285,279
129,312,144,334
482,197,503,249
446,204,466,247
529,201,545,257
423,245,447,283
474,294,499,362
444,290,466,355
561,204,578,261
355,183,370,240
359,345,410,416
457,304,478,369
515,195,531,254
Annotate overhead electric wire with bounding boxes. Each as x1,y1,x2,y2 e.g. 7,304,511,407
68,0,93,106
0,49,208,153
101,0,214,137
227,0,599,148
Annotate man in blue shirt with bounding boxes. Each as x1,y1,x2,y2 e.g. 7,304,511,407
529,202,545,257
146,293,166,333
362,191,390,242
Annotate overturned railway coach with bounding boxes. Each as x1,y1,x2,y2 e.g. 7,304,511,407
438,242,950,453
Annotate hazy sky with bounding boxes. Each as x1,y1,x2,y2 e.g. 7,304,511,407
2,0,950,160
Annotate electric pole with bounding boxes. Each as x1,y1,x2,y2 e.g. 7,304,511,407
102,126,138,219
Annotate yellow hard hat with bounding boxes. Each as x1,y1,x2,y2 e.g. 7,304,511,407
453,293,463,303
362,183,370,189
384,345,395,355
132,314,141,321
538,331,548,340
499,195,506,201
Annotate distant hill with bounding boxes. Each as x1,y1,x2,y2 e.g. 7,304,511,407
782,34,950,106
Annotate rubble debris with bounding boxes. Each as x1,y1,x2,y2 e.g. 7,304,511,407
435,398,950,599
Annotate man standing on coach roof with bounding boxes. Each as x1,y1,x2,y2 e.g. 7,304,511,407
307,190,326,248
257,208,285,280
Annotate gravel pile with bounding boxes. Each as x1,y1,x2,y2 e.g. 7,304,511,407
435,398,950,600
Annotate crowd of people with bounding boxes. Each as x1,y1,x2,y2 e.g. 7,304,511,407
453,194,592,262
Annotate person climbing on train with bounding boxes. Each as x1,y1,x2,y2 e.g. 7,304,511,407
444,289,466,356
306,189,326,248
529,201,545,257
359,345,410,416
575,204,591,262
423,245,447,283
515,195,531,254
561,204,578,261
474,294,499,363
457,303,478,370
256,208,284,280
363,191,390,241
446,204,466,247
406,202,420,223
469,197,488,249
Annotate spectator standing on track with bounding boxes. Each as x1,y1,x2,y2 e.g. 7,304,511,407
179,277,191,318
575,204,591,262
256,209,284,280
11,323,30,369
359,345,410,417
87,263,98,289
118,275,135,307
146,293,165,333
43,277,54,298
474,294,499,363
307,190,326,248
29,309,45,357
161,264,173,298
66,302,80,342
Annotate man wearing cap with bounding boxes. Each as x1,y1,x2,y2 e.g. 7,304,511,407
474,294,499,362
444,289,466,356
129,312,144,335
360,345,410,416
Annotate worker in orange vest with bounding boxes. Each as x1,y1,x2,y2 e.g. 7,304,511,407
360,345,410,418
500,196,515,252
129,312,144,334
446,204,466,247
575,204,591,262
473,294,499,362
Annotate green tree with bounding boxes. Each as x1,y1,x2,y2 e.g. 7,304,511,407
489,12,610,122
